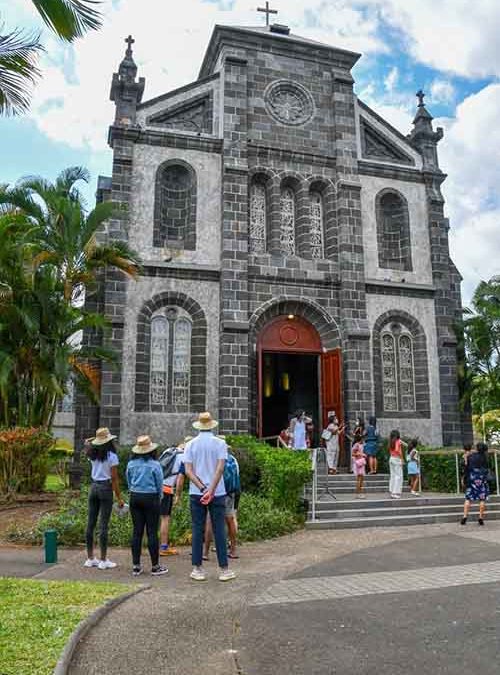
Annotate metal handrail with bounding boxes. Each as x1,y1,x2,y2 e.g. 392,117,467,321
419,447,500,496
311,447,318,522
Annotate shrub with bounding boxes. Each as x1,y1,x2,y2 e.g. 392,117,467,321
228,435,311,511
0,427,54,496
7,490,302,547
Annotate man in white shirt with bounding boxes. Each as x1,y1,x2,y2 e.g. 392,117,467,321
184,412,236,582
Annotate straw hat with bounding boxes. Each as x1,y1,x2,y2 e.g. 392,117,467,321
193,411,218,431
132,435,158,454
91,427,117,446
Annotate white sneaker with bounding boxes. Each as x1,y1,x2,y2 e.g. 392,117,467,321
83,558,99,568
411,490,421,496
98,559,117,570
190,567,207,581
219,569,236,582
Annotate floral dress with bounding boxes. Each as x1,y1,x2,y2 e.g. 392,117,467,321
465,468,489,502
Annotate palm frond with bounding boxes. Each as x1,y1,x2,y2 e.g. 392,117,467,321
31,0,102,43
0,27,42,116
56,166,90,194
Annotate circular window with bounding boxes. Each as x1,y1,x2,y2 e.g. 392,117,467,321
264,80,314,126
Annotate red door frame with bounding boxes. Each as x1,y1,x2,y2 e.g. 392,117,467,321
256,316,342,440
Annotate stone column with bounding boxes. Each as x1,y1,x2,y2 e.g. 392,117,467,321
218,56,250,435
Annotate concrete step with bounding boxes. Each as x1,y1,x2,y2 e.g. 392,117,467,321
315,473,391,482
307,485,409,494
308,495,488,511
306,508,500,529
308,503,478,520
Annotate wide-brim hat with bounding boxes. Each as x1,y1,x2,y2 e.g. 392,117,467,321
327,411,337,418
91,427,117,446
132,435,158,454
193,412,218,431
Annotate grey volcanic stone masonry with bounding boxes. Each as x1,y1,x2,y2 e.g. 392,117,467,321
426,177,462,444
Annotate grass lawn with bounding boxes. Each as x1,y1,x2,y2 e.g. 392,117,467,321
0,578,132,675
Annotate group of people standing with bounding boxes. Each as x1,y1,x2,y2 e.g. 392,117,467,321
83,412,239,581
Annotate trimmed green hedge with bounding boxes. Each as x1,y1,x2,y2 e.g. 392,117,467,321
227,435,311,511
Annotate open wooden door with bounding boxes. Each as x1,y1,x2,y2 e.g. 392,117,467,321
257,347,263,438
321,348,344,459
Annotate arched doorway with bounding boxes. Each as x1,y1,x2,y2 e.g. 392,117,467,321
257,315,343,445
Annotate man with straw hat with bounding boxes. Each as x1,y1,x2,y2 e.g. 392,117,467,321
184,412,236,582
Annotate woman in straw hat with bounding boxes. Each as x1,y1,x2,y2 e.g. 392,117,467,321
84,428,123,570
126,435,168,576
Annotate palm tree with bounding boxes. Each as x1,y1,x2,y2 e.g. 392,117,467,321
1,1,101,115
0,166,140,429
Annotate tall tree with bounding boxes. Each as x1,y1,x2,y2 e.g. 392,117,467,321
0,167,140,429
0,1,101,115
463,276,500,414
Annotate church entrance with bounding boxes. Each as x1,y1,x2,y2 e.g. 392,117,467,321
257,315,343,448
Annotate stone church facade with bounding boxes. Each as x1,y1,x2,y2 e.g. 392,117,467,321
75,23,470,452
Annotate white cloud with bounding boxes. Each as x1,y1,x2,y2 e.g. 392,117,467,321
24,0,386,151
384,66,399,93
372,0,500,78
436,84,500,301
430,79,456,105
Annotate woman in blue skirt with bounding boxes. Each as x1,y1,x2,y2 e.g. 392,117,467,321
461,442,489,526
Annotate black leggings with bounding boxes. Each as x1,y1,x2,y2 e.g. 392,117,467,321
86,482,113,558
130,492,160,566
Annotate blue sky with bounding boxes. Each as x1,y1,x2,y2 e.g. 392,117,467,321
1,0,500,301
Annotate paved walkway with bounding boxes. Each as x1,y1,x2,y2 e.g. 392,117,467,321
3,521,500,674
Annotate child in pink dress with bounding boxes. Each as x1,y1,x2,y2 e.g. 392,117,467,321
352,434,367,497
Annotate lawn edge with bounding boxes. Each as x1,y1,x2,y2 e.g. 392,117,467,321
54,583,151,675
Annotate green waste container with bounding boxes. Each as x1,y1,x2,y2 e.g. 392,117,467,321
44,529,58,564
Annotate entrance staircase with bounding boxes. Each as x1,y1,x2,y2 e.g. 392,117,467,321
306,472,500,529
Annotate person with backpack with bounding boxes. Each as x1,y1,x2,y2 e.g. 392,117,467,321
203,438,241,560
158,437,191,557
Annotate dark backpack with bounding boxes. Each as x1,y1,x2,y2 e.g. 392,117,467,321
224,454,240,495
158,447,178,480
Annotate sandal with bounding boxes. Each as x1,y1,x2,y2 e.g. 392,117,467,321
202,555,209,561
228,553,239,559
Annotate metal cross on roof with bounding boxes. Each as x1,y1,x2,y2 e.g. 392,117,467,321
125,34,135,55
257,1,278,26
416,89,425,106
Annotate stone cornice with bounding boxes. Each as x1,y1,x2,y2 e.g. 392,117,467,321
248,141,336,168
137,72,220,111
249,272,340,288
141,262,220,282
366,278,436,298
108,125,223,153
358,160,425,184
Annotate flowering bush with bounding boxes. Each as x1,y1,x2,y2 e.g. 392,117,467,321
0,427,54,497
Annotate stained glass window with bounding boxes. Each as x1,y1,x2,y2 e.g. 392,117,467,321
249,182,267,253
172,318,191,407
310,191,324,259
381,328,416,413
150,315,169,407
399,334,416,412
280,187,296,255
381,333,398,412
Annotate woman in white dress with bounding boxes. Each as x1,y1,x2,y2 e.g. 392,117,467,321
322,411,343,474
289,411,310,450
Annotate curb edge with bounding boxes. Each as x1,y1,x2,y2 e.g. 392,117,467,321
54,583,151,675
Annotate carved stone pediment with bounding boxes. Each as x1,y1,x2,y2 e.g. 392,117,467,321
146,93,213,134
361,119,414,166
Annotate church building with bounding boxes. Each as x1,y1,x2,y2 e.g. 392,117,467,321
75,19,469,452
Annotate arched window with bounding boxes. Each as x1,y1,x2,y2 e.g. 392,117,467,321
310,190,324,259
249,181,267,253
172,317,192,406
154,161,196,250
280,187,296,255
150,315,169,407
380,324,416,413
377,191,412,271
148,309,192,411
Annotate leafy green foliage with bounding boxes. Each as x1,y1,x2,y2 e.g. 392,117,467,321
228,435,311,511
0,427,53,496
0,168,141,430
7,491,302,547
0,577,130,675
32,1,102,42
0,28,42,116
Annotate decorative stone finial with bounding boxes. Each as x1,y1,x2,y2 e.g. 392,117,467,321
125,35,135,58
416,89,425,107
110,36,145,128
